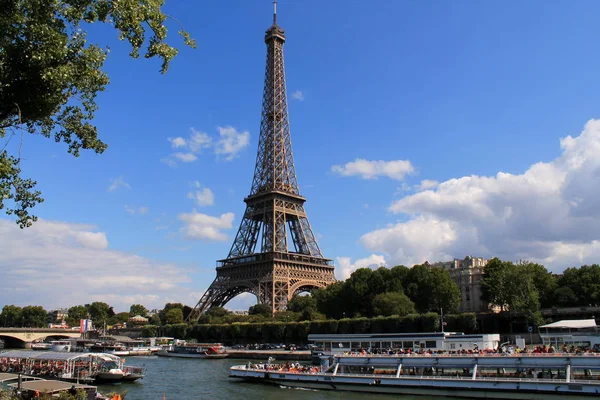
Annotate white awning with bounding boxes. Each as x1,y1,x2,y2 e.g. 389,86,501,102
539,319,597,329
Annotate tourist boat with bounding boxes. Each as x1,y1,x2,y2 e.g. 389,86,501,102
157,343,228,359
230,353,600,399
49,340,72,352
30,342,52,350
0,350,145,384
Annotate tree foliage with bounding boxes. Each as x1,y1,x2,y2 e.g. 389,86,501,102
0,0,195,227
287,295,317,314
129,304,149,317
165,308,184,324
86,301,113,325
312,264,458,319
65,305,88,328
248,303,272,317
21,305,47,327
0,305,22,327
482,258,544,326
372,292,415,317
405,264,461,313
108,311,130,325
556,265,600,307
159,303,184,325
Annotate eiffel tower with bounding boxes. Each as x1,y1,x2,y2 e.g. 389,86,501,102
188,4,336,321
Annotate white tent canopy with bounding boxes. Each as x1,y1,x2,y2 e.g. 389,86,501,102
540,319,597,329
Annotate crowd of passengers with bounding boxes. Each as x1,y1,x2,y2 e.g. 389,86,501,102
338,343,597,356
0,358,101,378
246,360,321,373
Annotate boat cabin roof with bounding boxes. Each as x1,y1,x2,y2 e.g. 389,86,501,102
7,380,94,394
540,319,597,329
0,350,120,362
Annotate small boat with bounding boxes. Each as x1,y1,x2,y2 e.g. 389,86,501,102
30,342,52,350
49,340,72,352
157,343,228,359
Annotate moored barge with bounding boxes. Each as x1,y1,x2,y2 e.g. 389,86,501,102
0,350,145,384
230,353,600,399
157,343,228,359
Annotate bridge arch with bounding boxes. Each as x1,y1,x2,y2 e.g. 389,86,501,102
0,329,80,348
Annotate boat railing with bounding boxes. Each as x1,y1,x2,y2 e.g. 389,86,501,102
123,366,145,375
333,352,600,358
234,366,600,384
328,372,600,384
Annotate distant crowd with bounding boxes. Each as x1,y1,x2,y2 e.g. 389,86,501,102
0,357,99,379
337,343,598,357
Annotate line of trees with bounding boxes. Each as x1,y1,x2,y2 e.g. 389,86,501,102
197,264,461,325
3,262,598,330
481,259,600,326
0,302,192,328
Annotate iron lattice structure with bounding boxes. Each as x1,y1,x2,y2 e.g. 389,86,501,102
188,8,335,321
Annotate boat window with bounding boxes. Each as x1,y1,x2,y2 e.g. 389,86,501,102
402,341,413,349
336,342,350,349
425,341,436,348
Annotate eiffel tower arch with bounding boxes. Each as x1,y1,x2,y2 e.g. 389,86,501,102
188,4,336,322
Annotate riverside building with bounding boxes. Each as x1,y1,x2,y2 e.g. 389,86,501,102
430,256,490,313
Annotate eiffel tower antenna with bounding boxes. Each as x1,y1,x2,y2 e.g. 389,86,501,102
187,4,336,321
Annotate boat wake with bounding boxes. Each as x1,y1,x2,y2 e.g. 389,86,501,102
279,385,318,391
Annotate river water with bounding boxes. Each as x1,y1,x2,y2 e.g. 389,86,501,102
96,356,463,400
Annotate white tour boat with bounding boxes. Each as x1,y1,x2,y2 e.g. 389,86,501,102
49,340,72,352
157,343,228,359
230,353,600,399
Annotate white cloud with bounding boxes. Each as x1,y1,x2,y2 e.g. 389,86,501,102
361,119,600,272
0,219,194,311
107,176,131,192
188,182,214,206
292,90,305,101
162,127,248,166
417,179,439,191
336,254,387,280
125,205,149,215
215,126,250,161
188,129,212,152
331,159,415,181
168,137,187,148
173,152,198,163
178,211,235,241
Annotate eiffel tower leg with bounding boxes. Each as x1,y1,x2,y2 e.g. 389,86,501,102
273,280,289,312
187,278,219,322
258,280,272,308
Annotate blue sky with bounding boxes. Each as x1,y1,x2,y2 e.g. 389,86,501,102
2,1,600,312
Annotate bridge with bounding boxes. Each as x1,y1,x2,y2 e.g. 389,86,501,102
0,328,81,348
